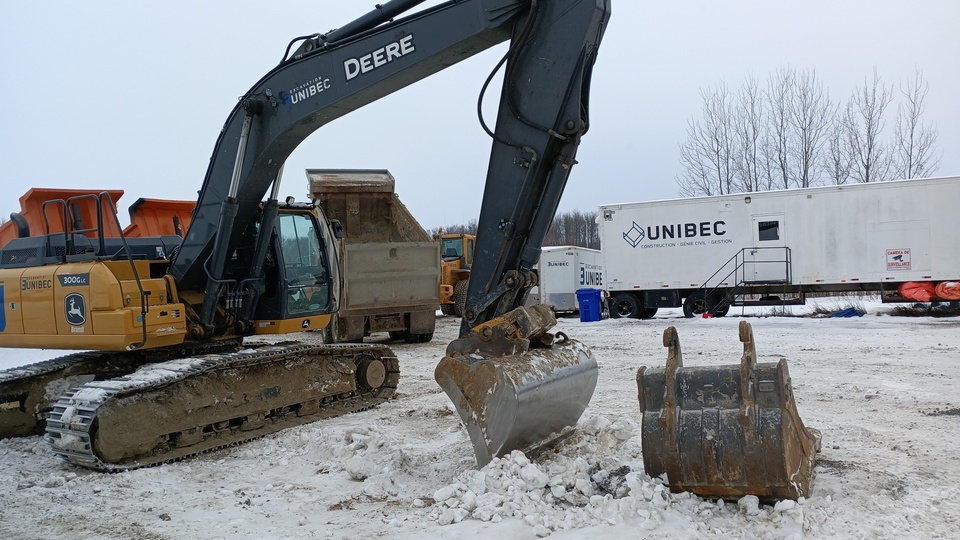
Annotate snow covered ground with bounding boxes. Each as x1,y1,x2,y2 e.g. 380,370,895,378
1,302,959,539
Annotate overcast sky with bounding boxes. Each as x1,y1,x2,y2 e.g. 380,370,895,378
2,1,958,230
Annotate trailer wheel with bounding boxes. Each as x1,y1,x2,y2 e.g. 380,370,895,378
611,293,641,318
683,291,726,318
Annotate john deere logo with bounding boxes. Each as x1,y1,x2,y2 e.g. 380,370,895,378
65,293,86,326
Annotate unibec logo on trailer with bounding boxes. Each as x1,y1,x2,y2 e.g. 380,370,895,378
580,265,603,287
622,222,646,247
622,220,726,248
65,293,87,326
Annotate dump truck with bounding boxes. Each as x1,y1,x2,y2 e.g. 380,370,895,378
599,176,960,319
307,169,439,343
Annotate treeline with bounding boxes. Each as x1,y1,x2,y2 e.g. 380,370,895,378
543,209,599,249
431,209,599,250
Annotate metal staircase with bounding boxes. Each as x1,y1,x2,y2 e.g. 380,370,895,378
693,247,802,314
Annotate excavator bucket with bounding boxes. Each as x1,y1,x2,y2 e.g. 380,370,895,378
637,321,820,501
436,304,598,467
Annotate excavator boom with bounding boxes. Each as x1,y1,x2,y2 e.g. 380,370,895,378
162,0,610,467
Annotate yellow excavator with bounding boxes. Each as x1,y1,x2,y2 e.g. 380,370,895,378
0,0,816,499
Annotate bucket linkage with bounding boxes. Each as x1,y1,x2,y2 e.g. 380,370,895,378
637,321,820,501
436,304,598,467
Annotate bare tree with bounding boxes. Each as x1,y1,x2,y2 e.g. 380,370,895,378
764,67,794,189
430,219,478,238
892,69,942,179
789,69,834,187
822,117,853,184
844,68,894,183
678,66,939,195
677,83,735,196
731,75,764,192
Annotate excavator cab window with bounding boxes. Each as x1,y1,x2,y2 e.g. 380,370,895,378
276,212,331,316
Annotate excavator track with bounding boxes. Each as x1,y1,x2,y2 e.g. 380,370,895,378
0,341,240,439
45,342,398,471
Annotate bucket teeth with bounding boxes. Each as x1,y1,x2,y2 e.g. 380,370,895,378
436,305,598,467
638,321,820,501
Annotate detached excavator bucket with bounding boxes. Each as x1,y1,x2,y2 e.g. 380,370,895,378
436,305,598,467
637,321,820,501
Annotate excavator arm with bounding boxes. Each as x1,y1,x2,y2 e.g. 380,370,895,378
170,0,607,326
162,0,610,467
459,2,606,329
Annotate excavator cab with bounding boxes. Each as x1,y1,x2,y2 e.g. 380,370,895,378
238,203,341,330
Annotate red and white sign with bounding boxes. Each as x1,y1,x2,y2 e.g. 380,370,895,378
886,248,911,270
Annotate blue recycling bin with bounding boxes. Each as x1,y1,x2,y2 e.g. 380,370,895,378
576,288,602,323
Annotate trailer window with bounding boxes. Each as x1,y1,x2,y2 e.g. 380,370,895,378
758,220,780,242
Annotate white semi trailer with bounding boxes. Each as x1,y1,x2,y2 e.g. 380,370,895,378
598,176,960,318
527,246,603,314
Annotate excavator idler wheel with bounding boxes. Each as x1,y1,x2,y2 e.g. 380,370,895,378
356,356,387,390
637,321,821,502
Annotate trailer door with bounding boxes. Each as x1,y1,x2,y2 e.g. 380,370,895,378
747,214,789,283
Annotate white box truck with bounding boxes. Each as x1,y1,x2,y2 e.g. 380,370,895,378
527,246,603,313
598,176,960,318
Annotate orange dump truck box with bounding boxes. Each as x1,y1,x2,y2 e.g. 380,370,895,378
123,198,195,238
0,188,125,248
0,188,196,248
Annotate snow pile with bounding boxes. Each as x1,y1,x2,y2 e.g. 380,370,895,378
410,415,811,538
221,411,818,538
